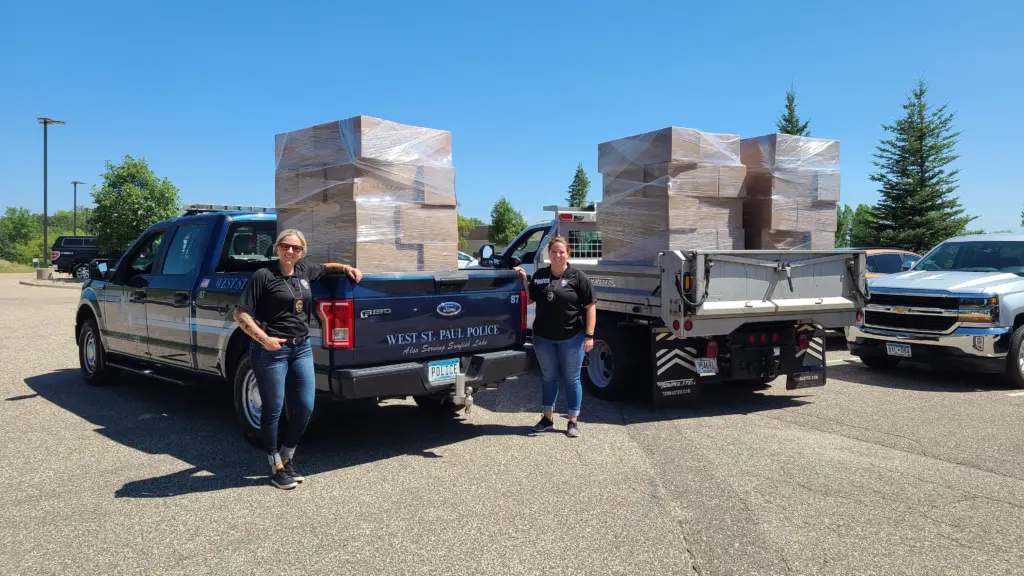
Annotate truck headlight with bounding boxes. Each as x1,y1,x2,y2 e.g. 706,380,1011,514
958,296,998,323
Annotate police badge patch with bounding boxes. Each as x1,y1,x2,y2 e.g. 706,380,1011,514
300,279,310,289
546,291,555,302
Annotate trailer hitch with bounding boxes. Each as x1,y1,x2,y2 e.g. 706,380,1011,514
451,373,474,415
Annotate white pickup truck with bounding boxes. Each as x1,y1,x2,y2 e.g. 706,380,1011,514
475,204,868,403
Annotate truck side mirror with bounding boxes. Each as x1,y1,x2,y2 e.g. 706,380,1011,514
89,260,108,281
478,245,494,260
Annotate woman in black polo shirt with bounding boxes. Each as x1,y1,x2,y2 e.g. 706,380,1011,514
514,235,596,438
234,229,362,489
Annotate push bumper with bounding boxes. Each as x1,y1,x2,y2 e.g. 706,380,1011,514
330,349,530,400
846,325,1010,373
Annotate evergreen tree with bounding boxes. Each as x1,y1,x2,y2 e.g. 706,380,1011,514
849,204,878,247
565,163,591,208
835,205,853,247
775,87,811,136
869,78,975,253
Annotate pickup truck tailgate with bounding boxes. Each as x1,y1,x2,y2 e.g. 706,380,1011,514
328,271,525,366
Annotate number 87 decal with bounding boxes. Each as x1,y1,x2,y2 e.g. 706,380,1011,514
511,294,520,304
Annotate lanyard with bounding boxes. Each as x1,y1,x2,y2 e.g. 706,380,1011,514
281,274,305,315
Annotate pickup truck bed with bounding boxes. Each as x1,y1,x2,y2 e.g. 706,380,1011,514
75,210,530,439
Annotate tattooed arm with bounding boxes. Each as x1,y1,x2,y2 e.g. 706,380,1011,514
233,307,284,351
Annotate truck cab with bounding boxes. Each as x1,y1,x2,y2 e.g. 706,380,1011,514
847,233,1024,387
75,205,530,439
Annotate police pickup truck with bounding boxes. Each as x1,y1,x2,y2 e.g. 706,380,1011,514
74,205,530,438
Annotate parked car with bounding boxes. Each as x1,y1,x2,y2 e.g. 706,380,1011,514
837,247,921,279
75,206,530,440
847,233,1024,387
51,235,101,280
457,251,478,269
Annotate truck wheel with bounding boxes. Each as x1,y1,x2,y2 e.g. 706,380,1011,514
859,355,901,370
413,392,464,416
72,263,90,281
232,355,287,445
581,323,634,400
1005,325,1024,389
78,318,112,385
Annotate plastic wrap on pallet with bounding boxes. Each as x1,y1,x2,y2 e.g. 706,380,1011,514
596,127,747,264
740,133,840,250
274,116,458,273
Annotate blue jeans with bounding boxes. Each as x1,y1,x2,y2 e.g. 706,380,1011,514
249,341,316,457
533,332,586,417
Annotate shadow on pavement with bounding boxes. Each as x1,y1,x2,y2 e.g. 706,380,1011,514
827,361,1015,392
25,369,531,499
476,371,812,426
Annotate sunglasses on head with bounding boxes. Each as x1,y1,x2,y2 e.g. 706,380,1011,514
278,242,303,253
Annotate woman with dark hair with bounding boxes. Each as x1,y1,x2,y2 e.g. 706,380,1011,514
514,236,597,438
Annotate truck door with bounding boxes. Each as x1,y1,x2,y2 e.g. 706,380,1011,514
145,223,211,370
103,229,167,358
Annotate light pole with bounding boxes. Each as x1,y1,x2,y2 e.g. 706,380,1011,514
38,118,66,267
71,181,86,235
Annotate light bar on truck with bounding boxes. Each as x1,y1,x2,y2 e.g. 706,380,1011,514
182,204,277,216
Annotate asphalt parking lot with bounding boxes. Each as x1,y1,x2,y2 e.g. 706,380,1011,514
3,275,1024,576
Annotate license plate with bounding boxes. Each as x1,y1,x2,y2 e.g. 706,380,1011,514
886,343,912,358
427,358,460,383
695,357,719,375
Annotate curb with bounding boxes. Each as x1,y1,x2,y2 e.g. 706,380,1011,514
19,280,82,290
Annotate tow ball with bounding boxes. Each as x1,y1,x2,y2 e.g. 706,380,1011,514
451,373,474,414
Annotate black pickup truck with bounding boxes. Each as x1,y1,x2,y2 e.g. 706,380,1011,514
74,208,530,439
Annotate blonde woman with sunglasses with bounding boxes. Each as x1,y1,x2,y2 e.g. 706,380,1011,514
233,229,362,489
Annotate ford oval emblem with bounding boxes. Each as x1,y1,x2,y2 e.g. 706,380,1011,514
437,302,462,316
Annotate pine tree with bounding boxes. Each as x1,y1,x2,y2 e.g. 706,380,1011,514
835,205,853,247
869,78,975,253
566,163,591,208
775,87,811,136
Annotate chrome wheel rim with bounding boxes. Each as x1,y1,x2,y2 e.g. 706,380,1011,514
586,339,614,389
1019,339,1024,376
243,369,262,430
75,266,90,280
82,330,97,374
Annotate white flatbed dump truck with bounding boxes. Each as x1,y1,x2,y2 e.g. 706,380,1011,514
475,204,869,404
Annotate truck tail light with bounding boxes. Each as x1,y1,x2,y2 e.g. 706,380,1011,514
317,299,353,349
706,339,718,358
51,251,59,261
521,290,527,331
798,334,809,350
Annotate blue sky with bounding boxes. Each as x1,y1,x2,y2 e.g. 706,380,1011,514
1,0,1021,232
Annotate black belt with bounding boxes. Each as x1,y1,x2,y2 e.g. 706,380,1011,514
288,336,309,345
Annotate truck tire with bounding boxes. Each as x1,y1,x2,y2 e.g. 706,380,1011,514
232,355,285,445
72,263,90,281
413,392,464,416
1005,325,1024,389
581,322,635,400
859,355,901,370
78,317,113,385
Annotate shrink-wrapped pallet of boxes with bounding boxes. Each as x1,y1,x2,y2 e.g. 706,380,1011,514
274,116,459,273
597,127,747,264
740,133,840,250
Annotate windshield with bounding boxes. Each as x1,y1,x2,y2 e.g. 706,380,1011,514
914,241,1024,276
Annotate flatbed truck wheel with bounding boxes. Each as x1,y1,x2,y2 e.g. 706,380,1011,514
581,322,635,401
1006,324,1024,389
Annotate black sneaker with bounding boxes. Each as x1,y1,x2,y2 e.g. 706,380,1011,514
271,467,297,490
282,459,304,483
532,415,555,432
566,420,580,438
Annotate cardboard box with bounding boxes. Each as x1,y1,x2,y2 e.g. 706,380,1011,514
601,229,744,265
598,127,741,175
276,116,453,172
746,230,835,251
399,205,459,246
743,198,838,233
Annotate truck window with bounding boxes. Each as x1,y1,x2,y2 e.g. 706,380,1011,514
123,232,165,279
161,225,210,275
217,222,278,272
915,241,1024,275
508,228,546,264
568,230,602,259
83,238,97,247
869,253,904,274
62,238,83,247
